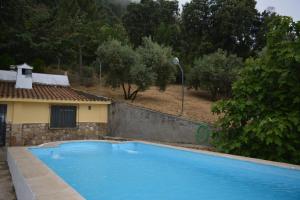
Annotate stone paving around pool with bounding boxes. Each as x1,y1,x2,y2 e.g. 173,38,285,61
0,148,16,200
7,147,84,200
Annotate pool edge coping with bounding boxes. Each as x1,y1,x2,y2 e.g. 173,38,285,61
7,146,85,200
8,139,300,200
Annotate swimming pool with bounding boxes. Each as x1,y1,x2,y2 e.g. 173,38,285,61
29,141,300,200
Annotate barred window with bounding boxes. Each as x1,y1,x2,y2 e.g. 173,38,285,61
50,106,77,128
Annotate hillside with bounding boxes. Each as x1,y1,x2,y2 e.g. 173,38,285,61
74,84,218,123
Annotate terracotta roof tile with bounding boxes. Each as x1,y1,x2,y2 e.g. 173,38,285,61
0,81,109,102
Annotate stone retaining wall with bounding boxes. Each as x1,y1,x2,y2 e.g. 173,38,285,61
108,102,212,145
6,122,107,146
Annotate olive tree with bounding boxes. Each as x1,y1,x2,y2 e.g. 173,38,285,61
187,49,243,100
137,37,176,91
97,40,155,100
97,38,175,101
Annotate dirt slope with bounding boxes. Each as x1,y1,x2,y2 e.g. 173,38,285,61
74,84,218,123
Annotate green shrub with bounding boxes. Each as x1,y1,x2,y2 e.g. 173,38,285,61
187,49,243,100
212,17,300,164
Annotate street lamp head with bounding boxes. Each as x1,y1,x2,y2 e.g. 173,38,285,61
172,57,180,65
171,56,184,116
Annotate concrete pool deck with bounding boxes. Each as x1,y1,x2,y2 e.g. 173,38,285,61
7,140,300,200
7,147,84,200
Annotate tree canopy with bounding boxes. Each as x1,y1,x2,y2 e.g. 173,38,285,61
122,0,179,47
0,0,279,70
0,0,129,70
188,49,243,100
212,17,300,164
96,37,175,101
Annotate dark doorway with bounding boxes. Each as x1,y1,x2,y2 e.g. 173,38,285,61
0,104,7,146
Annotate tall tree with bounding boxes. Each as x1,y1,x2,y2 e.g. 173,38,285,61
181,0,261,62
153,0,180,49
53,0,106,72
210,0,259,58
0,0,55,64
254,7,278,53
181,0,213,62
0,0,128,69
122,0,179,47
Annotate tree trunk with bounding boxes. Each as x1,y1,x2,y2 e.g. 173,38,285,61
79,46,83,74
129,89,139,102
56,56,61,70
127,84,131,97
121,84,140,101
122,83,128,99
131,92,138,102
99,62,102,85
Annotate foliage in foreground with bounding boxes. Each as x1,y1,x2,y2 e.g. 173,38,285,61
187,49,243,100
96,38,175,101
212,17,300,164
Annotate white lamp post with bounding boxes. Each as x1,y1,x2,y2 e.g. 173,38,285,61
172,57,184,116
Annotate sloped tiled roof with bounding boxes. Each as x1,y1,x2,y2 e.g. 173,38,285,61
0,81,109,102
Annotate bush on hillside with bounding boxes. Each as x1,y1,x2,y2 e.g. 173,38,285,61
187,49,243,100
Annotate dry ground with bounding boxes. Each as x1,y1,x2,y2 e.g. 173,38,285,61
74,83,218,123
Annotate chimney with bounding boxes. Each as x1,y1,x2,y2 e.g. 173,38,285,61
15,63,33,89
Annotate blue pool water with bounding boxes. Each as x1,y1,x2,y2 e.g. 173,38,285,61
29,142,300,200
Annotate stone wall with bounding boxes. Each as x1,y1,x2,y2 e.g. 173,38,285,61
108,102,212,145
6,122,107,146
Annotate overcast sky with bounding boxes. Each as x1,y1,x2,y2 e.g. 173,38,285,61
178,0,300,21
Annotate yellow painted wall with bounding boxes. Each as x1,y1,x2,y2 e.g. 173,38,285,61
78,104,108,123
12,102,50,123
0,101,108,124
